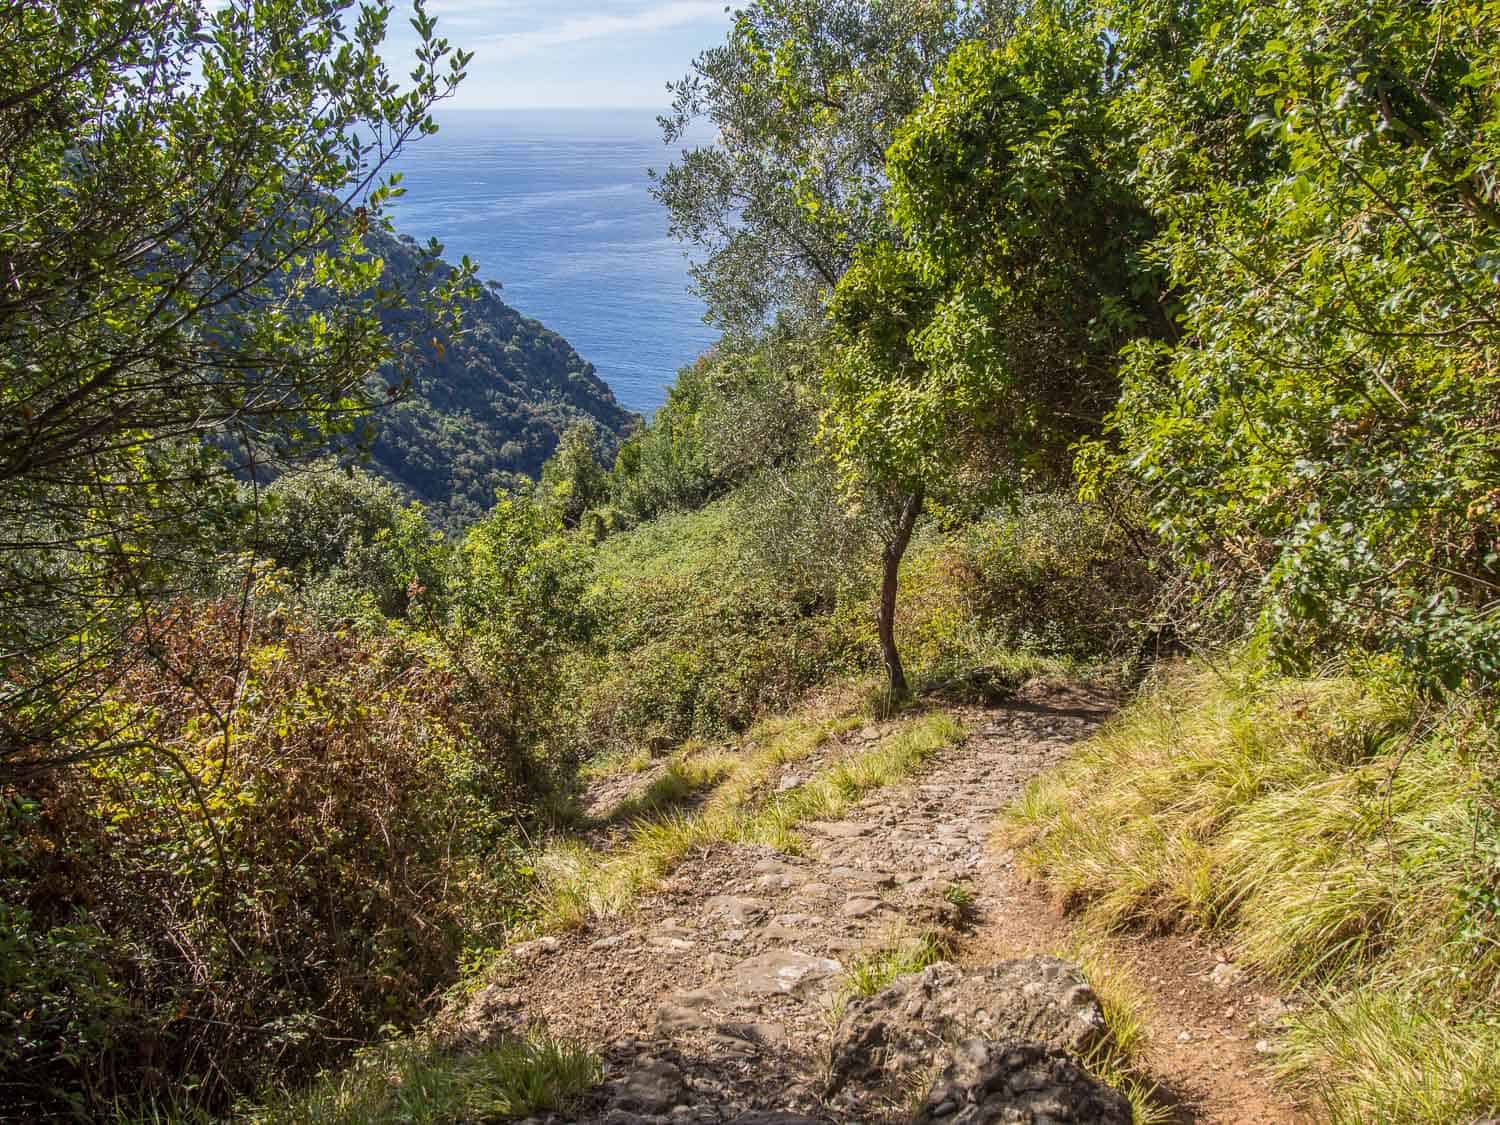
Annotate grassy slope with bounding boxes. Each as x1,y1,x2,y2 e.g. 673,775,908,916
565,494,867,756
1002,659,1500,1123
565,488,1135,764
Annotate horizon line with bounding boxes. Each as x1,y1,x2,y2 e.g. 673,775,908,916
437,103,671,111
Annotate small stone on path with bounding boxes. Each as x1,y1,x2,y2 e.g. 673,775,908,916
730,950,842,997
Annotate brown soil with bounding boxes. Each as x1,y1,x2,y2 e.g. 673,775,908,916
969,864,1313,1124
459,680,1313,1123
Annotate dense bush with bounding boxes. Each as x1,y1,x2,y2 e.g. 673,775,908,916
1089,0,1500,691
442,496,596,781
0,598,540,1117
538,422,613,532
899,493,1159,682
254,464,447,620
567,495,867,755
607,330,824,527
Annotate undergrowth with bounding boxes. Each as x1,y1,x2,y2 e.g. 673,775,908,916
1002,657,1500,1123
565,489,1143,760
243,1029,600,1125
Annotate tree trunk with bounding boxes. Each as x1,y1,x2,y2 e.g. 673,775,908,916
877,486,924,702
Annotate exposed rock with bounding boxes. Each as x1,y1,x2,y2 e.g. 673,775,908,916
655,1004,712,1033
716,1020,787,1051
512,935,561,960
826,958,1107,1097
753,858,796,874
771,913,815,927
610,1056,686,1115
649,932,698,953
761,923,809,942
730,950,842,997
755,873,797,891
829,866,896,887
912,1039,1131,1124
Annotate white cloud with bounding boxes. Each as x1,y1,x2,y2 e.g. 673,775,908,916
477,1,727,59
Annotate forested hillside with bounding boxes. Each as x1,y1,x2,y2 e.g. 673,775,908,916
357,225,637,527
2,0,1497,1122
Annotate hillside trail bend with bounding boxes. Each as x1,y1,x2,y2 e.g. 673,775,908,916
457,680,1306,1125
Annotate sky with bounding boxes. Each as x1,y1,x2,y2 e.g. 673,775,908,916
384,1,737,109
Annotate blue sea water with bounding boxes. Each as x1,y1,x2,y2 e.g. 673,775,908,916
386,108,718,416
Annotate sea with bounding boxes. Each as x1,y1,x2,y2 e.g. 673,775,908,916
386,108,719,417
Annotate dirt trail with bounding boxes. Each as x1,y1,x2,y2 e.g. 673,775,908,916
464,680,1307,1124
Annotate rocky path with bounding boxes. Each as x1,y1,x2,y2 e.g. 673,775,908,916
461,679,1301,1124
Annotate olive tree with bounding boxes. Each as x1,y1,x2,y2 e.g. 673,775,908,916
823,15,1160,698
653,0,990,332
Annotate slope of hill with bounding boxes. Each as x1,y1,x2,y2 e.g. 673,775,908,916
363,227,641,527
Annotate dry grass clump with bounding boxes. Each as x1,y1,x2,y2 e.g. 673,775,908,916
1002,658,1500,1123
1062,941,1171,1125
840,930,955,1001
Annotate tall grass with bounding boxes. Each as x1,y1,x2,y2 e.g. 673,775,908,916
1064,941,1171,1125
1002,658,1500,1123
243,1030,600,1125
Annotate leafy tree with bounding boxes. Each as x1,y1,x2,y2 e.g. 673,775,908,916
0,0,472,775
823,15,1158,697
1091,0,1500,690
255,463,445,618
608,325,826,525
608,355,730,523
443,496,594,783
539,420,612,530
654,0,989,332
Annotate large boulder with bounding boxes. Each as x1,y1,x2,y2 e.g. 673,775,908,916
826,958,1107,1098
913,1039,1131,1124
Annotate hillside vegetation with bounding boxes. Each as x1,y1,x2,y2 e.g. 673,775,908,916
2,0,1497,1121
1006,661,1499,1122
356,226,637,528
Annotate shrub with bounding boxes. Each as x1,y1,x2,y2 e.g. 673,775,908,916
608,331,825,527
442,495,595,781
538,421,611,531
1094,0,1500,692
896,493,1158,687
254,464,446,620
567,496,866,756
0,601,533,1117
